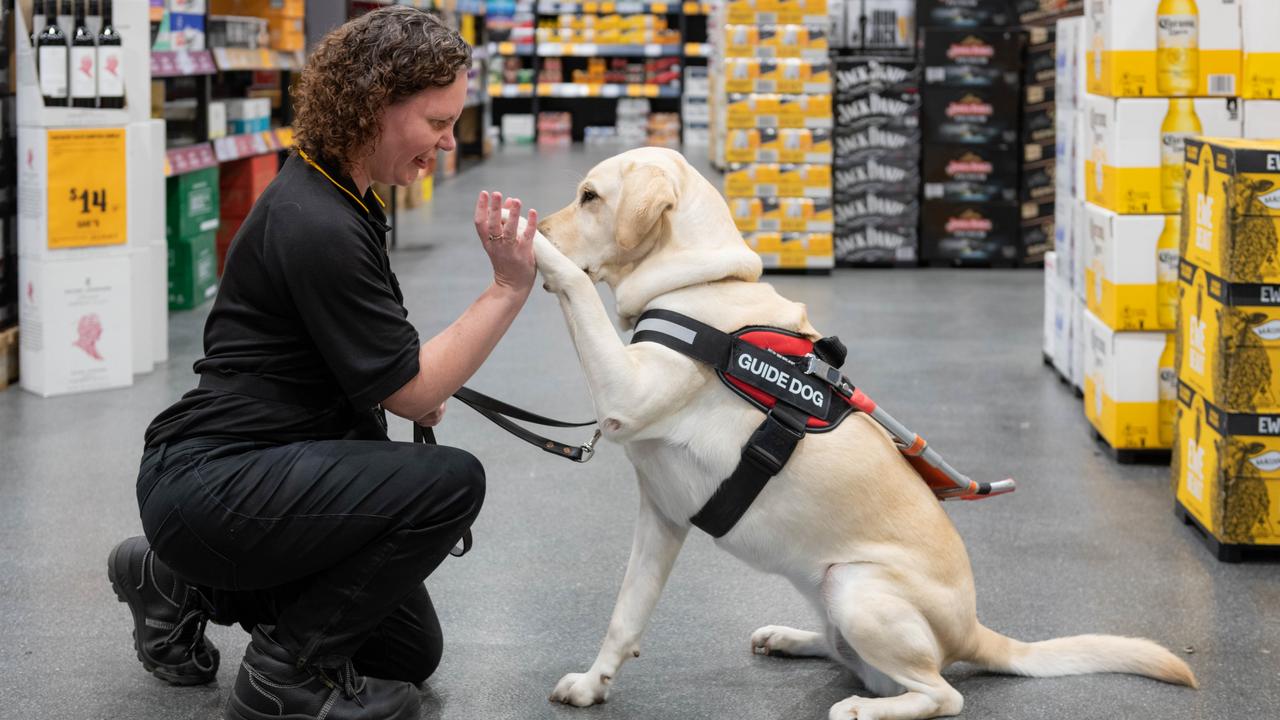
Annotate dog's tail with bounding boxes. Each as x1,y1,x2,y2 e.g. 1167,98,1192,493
965,624,1198,688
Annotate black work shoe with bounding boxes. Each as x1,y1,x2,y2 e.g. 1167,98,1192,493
226,626,421,720
108,535,220,685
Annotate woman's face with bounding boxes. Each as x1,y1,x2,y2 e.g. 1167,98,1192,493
365,70,469,187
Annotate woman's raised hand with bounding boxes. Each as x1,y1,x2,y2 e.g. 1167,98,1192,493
475,190,538,294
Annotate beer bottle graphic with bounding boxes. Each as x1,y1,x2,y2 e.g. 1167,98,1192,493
1157,215,1181,328
1160,98,1202,213
1159,332,1177,448
1157,0,1199,95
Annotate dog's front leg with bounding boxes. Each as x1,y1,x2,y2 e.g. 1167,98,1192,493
551,486,688,707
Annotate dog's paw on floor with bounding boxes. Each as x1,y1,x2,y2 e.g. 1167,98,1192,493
549,670,610,707
751,625,828,658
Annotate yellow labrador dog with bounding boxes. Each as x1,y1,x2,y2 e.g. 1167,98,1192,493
529,147,1196,720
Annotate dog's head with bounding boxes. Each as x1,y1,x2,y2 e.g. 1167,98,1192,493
538,147,762,322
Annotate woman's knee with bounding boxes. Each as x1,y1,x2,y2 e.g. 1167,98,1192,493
406,445,486,524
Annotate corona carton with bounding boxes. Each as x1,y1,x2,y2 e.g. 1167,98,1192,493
1087,0,1240,97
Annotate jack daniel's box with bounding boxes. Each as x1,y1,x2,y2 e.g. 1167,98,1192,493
918,0,1014,28
834,189,919,266
833,153,921,195
923,144,1017,203
923,29,1023,88
835,89,921,134
920,201,1020,264
834,56,920,99
922,85,1020,145
833,124,921,164
835,222,919,266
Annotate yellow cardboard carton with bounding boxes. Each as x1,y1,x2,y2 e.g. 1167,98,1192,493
1182,137,1280,284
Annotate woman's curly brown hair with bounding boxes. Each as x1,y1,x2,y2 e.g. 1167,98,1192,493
293,6,471,169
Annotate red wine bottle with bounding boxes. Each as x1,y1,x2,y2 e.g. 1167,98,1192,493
70,0,96,108
37,0,68,107
96,0,122,109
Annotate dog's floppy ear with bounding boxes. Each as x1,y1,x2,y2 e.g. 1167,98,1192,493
615,164,677,251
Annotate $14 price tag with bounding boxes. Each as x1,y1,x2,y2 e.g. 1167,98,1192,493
46,129,127,249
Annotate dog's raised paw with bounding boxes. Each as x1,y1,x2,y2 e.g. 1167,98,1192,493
550,671,609,707
751,625,826,658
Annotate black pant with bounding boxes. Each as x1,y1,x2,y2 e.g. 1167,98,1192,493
136,437,485,681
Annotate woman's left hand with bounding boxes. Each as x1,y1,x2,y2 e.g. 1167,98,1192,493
416,401,447,427
475,191,538,295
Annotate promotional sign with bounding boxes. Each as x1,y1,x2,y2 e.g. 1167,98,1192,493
45,128,127,249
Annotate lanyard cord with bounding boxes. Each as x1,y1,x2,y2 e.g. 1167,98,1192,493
297,148,386,217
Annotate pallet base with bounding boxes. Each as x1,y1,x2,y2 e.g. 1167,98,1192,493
1091,429,1171,465
1174,501,1280,563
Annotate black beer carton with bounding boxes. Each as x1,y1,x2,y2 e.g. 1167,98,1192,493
918,0,1014,29
834,124,922,164
834,89,921,133
1020,212,1055,266
1013,0,1084,27
1023,27,1057,87
923,29,1023,88
922,85,1020,145
921,200,1021,263
922,144,1018,203
834,56,920,99
833,153,922,195
1019,159,1057,205
836,224,920,266
1023,137,1055,164
834,188,921,232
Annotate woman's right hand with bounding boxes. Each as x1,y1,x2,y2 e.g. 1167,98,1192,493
475,191,538,295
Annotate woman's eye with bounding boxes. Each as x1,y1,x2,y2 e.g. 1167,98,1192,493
580,189,597,204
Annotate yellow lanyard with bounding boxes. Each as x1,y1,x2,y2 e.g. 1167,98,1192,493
297,148,386,217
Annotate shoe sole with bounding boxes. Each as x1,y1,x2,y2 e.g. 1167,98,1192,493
225,691,422,720
109,538,216,687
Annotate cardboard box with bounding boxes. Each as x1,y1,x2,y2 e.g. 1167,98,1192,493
220,153,277,218
920,201,1020,263
1178,260,1280,414
834,153,920,195
724,24,831,61
1244,100,1280,140
1241,0,1280,99
726,93,834,129
1053,258,1076,378
168,231,217,310
833,125,921,164
922,85,1020,145
917,0,1014,28
1055,190,1075,287
725,163,832,198
1021,158,1056,205
1021,212,1054,266
730,196,834,233
834,89,920,132
1174,382,1280,548
835,224,918,266
1074,197,1089,298
745,231,834,270
725,128,833,164
168,12,206,50
1056,16,1086,109
1023,34,1057,88
1083,308,1174,450
1182,137,1280,284
129,246,153,375
923,29,1023,87
923,144,1017,203
1021,97,1055,145
833,56,920,99
18,254,133,396
1083,203,1179,331
1014,0,1083,26
725,0,829,26
1085,0,1242,98
0,325,17,389
1085,96,1242,215
1071,292,1086,388
1045,250,1059,359
834,189,920,233
166,166,220,241
725,58,832,95
1055,101,1081,197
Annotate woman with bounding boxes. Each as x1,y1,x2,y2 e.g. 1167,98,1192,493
107,8,535,720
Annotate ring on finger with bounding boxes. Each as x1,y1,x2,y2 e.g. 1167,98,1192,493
489,234,506,242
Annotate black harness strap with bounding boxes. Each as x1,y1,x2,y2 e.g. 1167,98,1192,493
631,309,844,538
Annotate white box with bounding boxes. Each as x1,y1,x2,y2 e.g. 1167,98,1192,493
130,246,153,375
1053,273,1073,382
1242,0,1280,99
685,65,710,97
1056,16,1084,110
1071,293,1085,391
1085,0,1242,98
1072,109,1086,200
1073,197,1087,300
207,100,227,140
1244,99,1280,139
1085,95,1242,215
1082,308,1173,450
1083,202,1180,332
1044,251,1058,361
1055,105,1078,199
18,254,133,397
1054,191,1074,288
15,0,152,127
18,126,132,260
168,0,208,12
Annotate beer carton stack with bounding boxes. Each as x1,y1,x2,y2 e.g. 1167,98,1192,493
1081,0,1243,456
831,57,921,266
919,15,1023,265
718,0,835,271
166,167,218,310
1174,137,1280,559
1045,14,1087,392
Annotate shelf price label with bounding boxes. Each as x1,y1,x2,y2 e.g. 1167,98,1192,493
46,129,126,249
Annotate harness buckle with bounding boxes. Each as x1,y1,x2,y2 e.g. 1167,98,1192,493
803,354,854,399
575,429,603,463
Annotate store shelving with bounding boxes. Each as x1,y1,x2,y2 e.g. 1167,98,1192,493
151,50,218,78
537,82,681,98
489,82,536,97
536,42,681,57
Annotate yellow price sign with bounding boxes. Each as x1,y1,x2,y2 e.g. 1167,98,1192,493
47,128,127,250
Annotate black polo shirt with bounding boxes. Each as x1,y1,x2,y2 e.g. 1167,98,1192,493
145,152,421,446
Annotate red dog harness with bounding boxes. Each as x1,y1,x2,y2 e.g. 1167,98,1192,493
632,309,1014,538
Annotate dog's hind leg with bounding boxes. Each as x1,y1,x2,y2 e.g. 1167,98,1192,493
751,625,830,658
822,563,964,720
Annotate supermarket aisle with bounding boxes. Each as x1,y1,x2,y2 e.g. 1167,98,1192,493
0,144,1276,720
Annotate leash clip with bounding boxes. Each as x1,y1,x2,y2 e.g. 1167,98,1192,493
803,354,854,398
576,429,603,463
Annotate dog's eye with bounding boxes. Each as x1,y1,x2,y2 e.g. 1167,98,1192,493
580,189,597,204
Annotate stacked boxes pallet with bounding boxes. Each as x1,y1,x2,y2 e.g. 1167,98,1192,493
1174,137,1280,560
1081,0,1245,459
829,0,921,267
15,0,167,395
718,0,834,271
918,5,1023,266
1045,14,1087,393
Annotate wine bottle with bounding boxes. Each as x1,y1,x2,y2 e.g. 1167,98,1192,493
56,0,72,41
71,0,95,108
86,0,101,36
37,0,68,107
96,0,122,109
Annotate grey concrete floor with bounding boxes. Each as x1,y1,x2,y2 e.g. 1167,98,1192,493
1,143,1277,720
